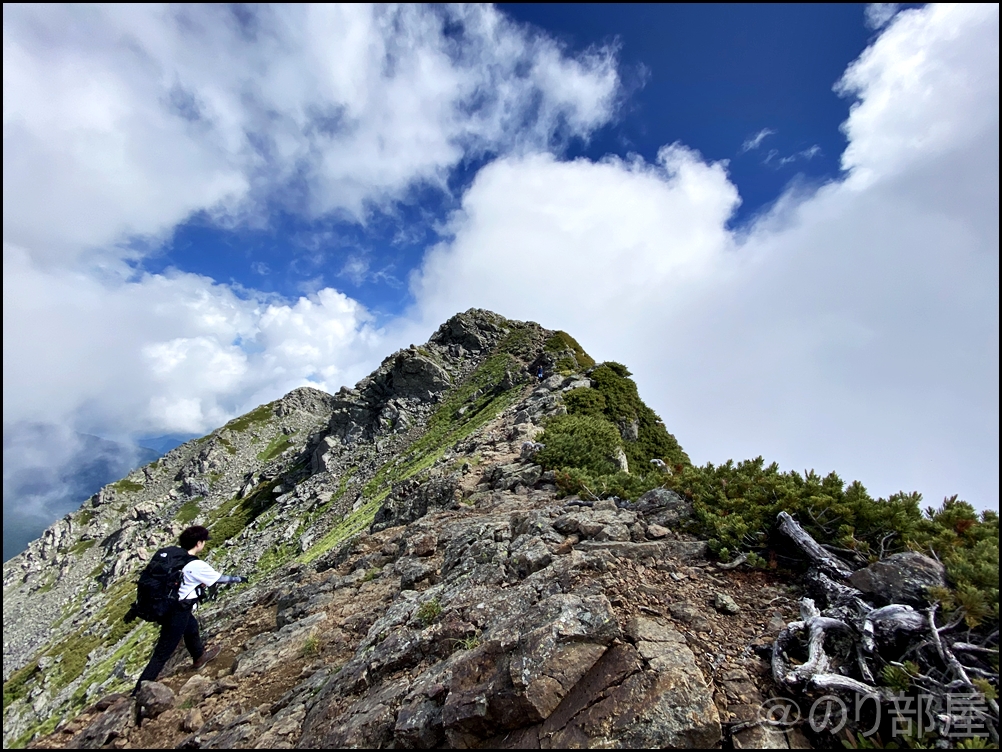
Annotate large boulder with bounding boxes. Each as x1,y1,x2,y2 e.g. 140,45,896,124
541,617,721,748
67,694,134,749
371,477,461,533
848,552,947,607
635,487,693,529
379,351,452,400
135,681,174,720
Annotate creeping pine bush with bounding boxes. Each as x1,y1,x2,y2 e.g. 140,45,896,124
670,458,999,628
544,331,595,371
586,363,689,469
537,359,690,498
536,415,624,476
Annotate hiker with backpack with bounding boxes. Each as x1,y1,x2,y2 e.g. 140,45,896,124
127,525,247,694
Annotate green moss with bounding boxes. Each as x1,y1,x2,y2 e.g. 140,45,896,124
45,631,102,691
360,351,524,505
175,499,200,523
110,478,144,493
258,542,295,575
69,538,95,555
217,434,237,455
3,661,39,714
12,712,61,749
76,509,95,526
301,498,383,565
225,403,275,433
257,434,292,462
498,325,536,358
205,478,281,552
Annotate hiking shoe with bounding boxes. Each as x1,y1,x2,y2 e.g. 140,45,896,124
192,645,221,670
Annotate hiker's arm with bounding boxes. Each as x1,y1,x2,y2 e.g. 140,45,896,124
216,574,248,584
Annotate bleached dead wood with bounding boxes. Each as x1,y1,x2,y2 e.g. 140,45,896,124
776,511,853,579
769,512,999,745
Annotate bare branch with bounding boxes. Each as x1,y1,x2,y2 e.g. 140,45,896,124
776,511,853,579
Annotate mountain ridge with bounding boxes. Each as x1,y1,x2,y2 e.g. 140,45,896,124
3,309,998,749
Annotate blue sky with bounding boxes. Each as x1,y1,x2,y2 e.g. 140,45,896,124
142,4,882,318
3,3,999,556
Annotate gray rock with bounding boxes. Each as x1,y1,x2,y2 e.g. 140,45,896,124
487,462,542,491
371,477,460,532
669,601,713,632
135,681,174,719
611,446,629,473
646,523,670,539
714,592,741,614
545,617,720,748
395,556,438,590
847,552,947,606
509,536,553,578
441,592,620,739
636,487,692,528
67,695,133,749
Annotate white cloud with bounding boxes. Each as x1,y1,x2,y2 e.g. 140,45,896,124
410,4,999,508
2,245,382,436
865,3,900,31
741,127,776,153
3,4,619,264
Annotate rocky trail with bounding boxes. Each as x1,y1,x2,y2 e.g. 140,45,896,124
27,489,807,749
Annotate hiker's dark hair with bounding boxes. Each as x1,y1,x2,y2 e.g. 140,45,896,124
179,526,210,551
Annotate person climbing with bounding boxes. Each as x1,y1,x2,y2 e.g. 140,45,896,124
131,525,246,694
537,364,545,381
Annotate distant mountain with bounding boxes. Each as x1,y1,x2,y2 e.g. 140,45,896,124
135,434,199,456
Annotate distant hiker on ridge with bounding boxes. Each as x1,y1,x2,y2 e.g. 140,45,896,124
537,365,544,381
128,525,247,694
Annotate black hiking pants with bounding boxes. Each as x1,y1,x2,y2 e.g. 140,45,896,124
135,602,204,691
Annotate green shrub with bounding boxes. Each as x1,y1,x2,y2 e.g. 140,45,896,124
544,331,596,370
301,632,321,658
553,467,664,501
585,363,689,469
563,388,607,418
537,415,624,476
670,458,999,628
416,599,443,626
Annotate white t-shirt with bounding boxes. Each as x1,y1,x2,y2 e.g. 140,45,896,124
178,559,222,601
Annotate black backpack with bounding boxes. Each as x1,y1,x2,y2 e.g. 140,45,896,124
125,546,196,623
